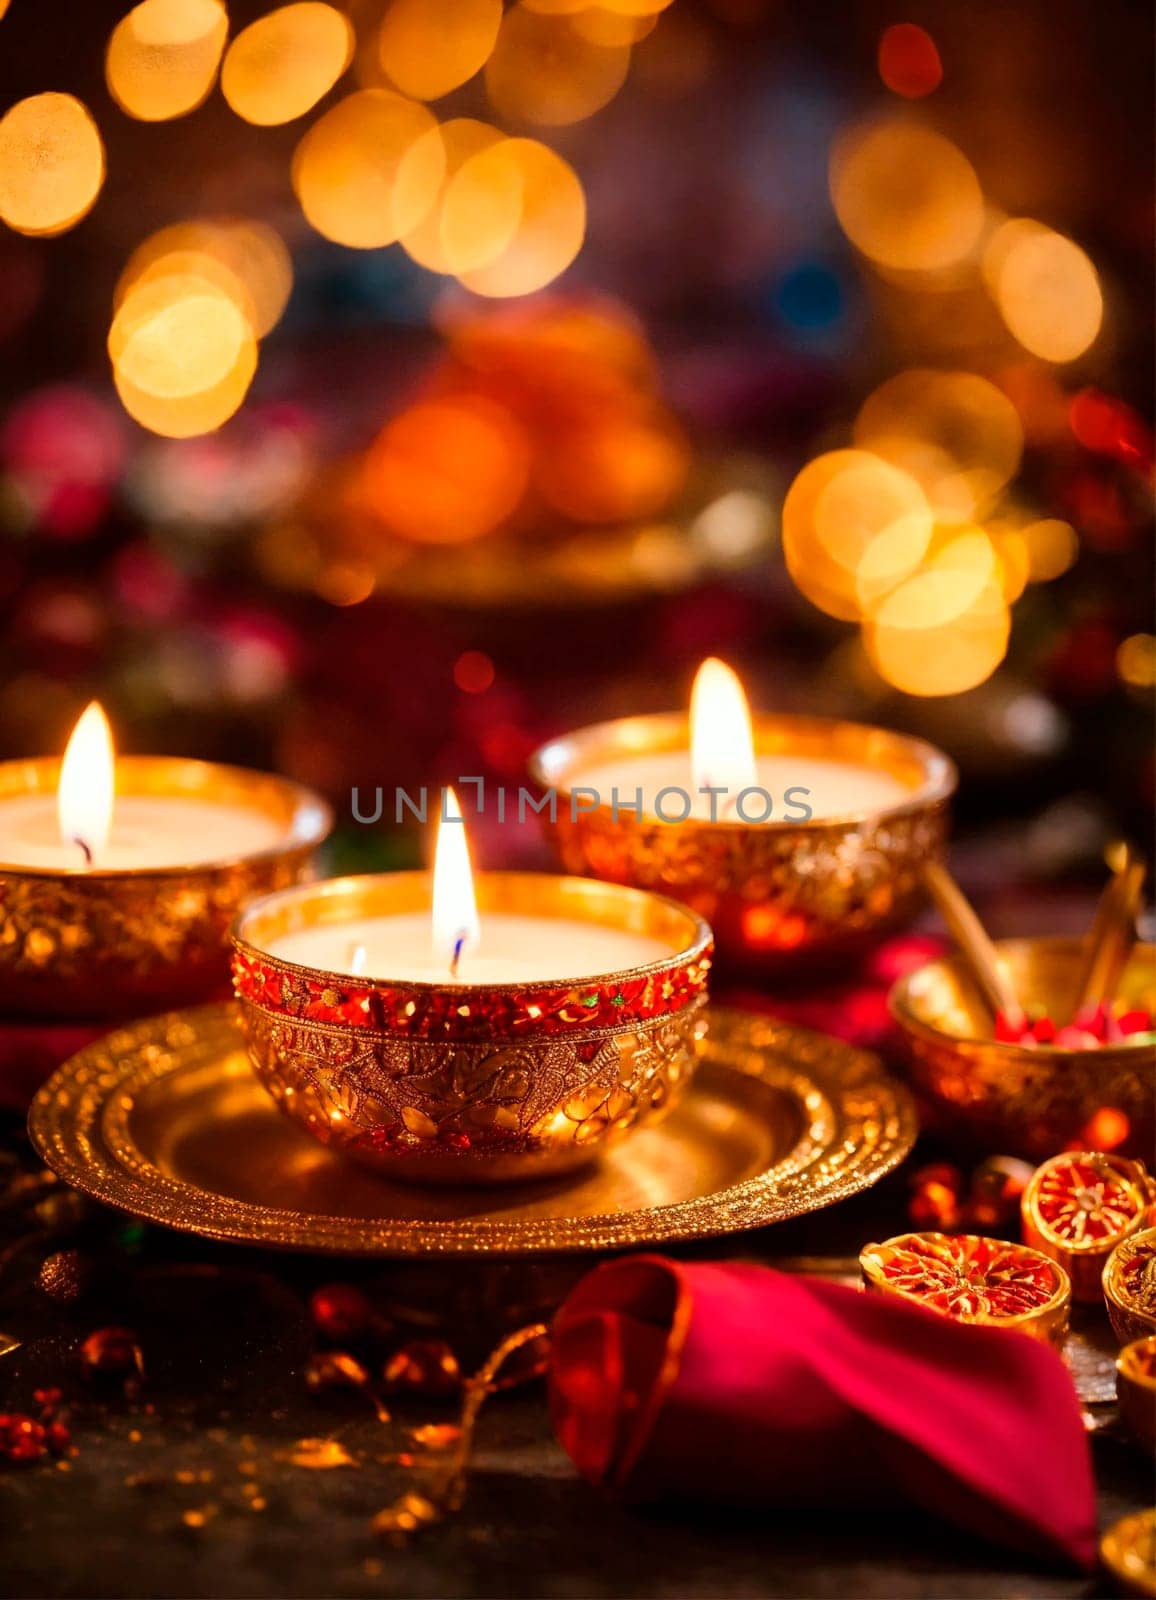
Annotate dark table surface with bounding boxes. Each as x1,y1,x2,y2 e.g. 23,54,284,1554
0,1138,1150,1600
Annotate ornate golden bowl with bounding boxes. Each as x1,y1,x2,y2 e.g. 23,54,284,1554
1116,1336,1156,1456
890,939,1156,1161
528,712,954,969
1104,1227,1156,1347
232,871,713,1184
1101,1508,1156,1600
0,757,332,1020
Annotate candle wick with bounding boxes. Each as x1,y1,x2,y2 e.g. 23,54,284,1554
72,836,93,867
450,932,467,979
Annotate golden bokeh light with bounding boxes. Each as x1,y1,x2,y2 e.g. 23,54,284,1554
1021,517,1078,581
398,118,504,274
1117,634,1156,691
984,218,1103,363
442,137,586,295
866,584,1010,696
362,395,530,543
485,7,631,127
782,449,933,622
570,8,657,46
864,525,1000,630
105,0,229,122
292,88,443,248
378,0,502,102
528,0,671,15
110,273,258,436
221,3,354,126
0,93,105,237
830,117,984,274
116,218,293,338
863,525,1010,695
535,410,689,524
0,3,10,21
854,369,1024,520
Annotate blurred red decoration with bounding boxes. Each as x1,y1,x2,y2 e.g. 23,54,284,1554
453,650,495,694
877,23,943,100
309,1283,372,1344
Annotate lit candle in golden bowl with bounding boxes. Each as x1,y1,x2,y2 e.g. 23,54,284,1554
528,660,956,970
0,703,332,1019
232,792,712,1183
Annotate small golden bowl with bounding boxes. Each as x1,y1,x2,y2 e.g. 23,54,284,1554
528,712,954,969
1022,1152,1155,1302
1104,1227,1156,1346
1116,1336,1156,1456
859,1230,1071,1347
1101,1508,1156,1599
0,757,332,1020
232,871,712,1184
889,939,1156,1161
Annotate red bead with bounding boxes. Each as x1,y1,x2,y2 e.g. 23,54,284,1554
309,1284,371,1343
382,1340,461,1396
3,1416,46,1463
79,1326,141,1376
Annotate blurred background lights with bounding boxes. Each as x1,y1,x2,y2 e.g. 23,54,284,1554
866,571,1011,696
570,8,658,47
221,3,354,126
535,408,689,523
453,649,496,693
0,93,105,237
291,88,443,248
484,6,631,127
983,218,1103,362
442,137,586,295
116,218,293,338
111,275,253,398
1020,518,1079,582
877,22,943,99
109,274,258,436
398,118,503,274
377,0,502,102
854,369,1024,521
1117,634,1156,690
782,448,933,622
105,0,229,122
362,395,530,543
830,117,984,273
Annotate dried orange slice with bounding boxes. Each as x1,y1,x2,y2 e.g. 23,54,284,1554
859,1231,1070,1345
1116,1335,1156,1457
1104,1226,1156,1347
1022,1151,1155,1302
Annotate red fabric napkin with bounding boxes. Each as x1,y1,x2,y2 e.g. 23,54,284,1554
549,1255,1097,1570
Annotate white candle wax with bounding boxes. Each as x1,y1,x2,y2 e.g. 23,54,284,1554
266,912,672,984
0,793,285,870
566,752,911,822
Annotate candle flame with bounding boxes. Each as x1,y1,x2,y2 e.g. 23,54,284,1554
432,786,480,977
348,943,368,976
690,658,757,798
57,701,114,866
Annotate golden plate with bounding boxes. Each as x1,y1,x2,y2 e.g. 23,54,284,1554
28,1003,916,1257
